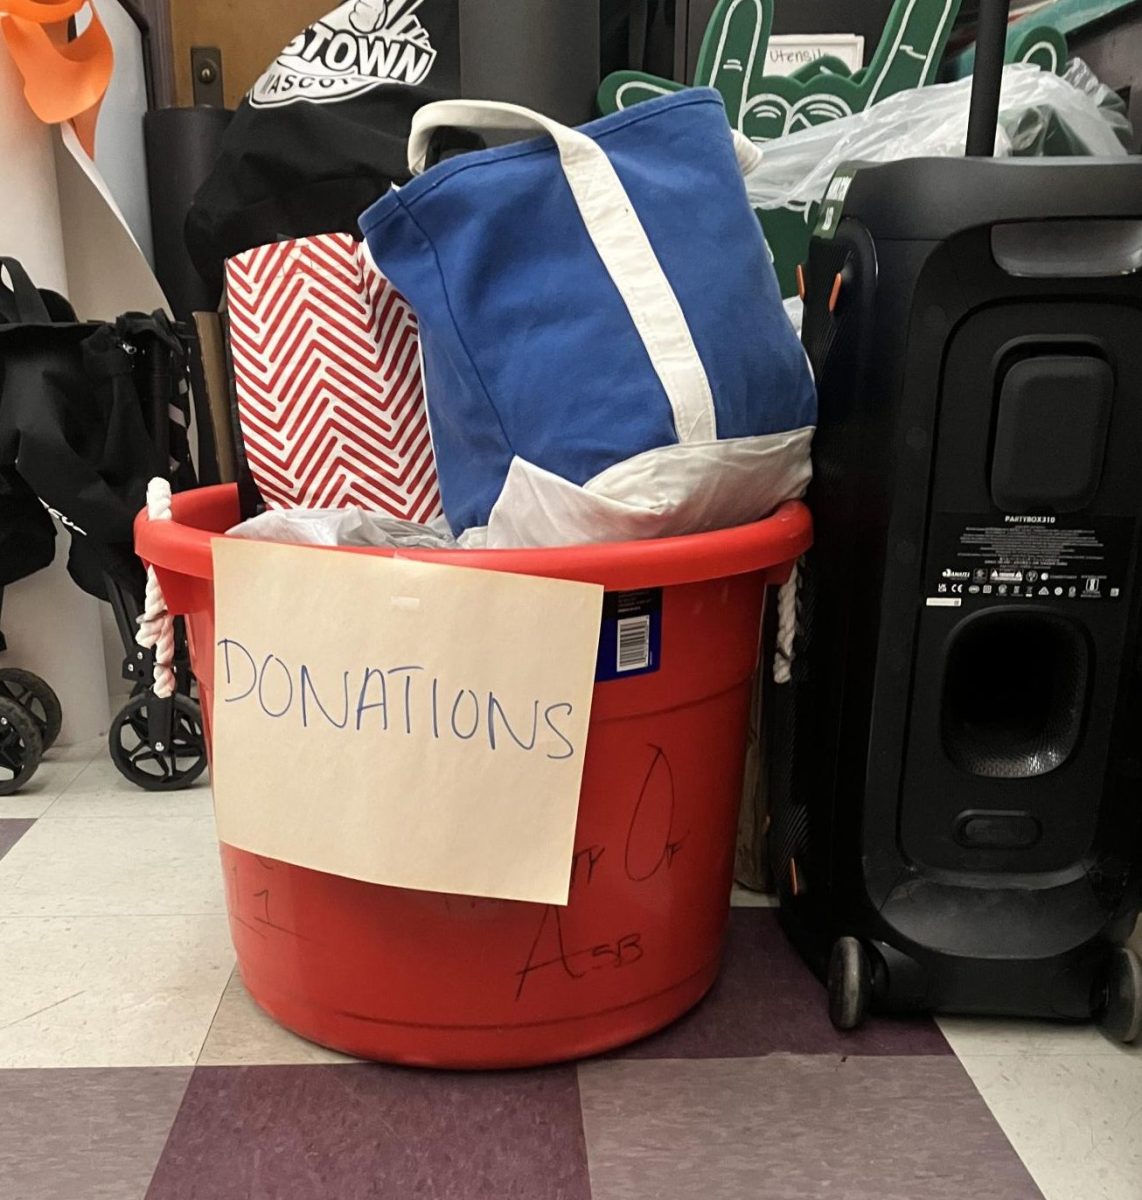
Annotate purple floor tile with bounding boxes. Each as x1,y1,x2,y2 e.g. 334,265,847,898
146,1064,591,1200
0,1067,191,1200
0,818,34,861
613,908,950,1059
579,1056,1043,1200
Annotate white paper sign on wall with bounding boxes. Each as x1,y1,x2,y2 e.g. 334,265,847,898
210,539,604,905
766,34,865,78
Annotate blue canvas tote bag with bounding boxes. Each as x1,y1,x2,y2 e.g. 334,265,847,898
360,88,816,538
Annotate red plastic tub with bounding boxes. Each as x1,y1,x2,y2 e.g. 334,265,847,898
137,485,811,1067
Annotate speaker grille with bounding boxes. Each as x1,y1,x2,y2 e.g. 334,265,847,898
941,611,1090,779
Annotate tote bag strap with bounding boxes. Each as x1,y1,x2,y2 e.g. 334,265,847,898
0,258,51,324
408,99,731,445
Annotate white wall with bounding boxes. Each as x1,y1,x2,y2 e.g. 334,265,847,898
1,3,179,746
86,0,155,263
0,45,111,744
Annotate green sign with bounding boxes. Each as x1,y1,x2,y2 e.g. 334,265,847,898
599,0,962,140
598,0,964,297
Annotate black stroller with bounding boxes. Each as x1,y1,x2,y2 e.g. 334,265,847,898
0,466,64,794
0,258,207,792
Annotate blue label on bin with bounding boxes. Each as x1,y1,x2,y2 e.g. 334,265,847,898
595,589,662,682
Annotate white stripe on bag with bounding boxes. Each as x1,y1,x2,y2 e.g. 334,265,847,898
408,99,729,445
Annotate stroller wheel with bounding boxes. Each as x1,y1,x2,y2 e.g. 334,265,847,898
109,693,208,792
0,668,62,751
0,696,44,795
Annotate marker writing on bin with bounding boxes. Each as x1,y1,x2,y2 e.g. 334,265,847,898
564,748,685,895
514,746,685,999
569,844,606,890
216,637,577,759
624,745,687,882
514,905,644,1000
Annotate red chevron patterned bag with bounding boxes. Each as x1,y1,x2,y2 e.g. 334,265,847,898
225,232,442,521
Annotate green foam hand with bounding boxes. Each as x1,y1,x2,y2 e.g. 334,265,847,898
949,23,1068,80
598,0,965,297
599,0,963,141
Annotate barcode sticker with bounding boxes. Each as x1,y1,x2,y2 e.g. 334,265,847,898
596,588,662,682
617,615,651,672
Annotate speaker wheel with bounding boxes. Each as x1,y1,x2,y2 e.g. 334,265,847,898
1099,947,1142,1044
828,936,872,1031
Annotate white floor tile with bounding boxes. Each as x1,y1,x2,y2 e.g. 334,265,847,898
47,737,106,763
939,1015,1142,1059
0,793,56,820
44,784,214,820
55,756,211,798
0,815,225,917
960,1053,1142,1200
0,743,102,818
197,969,357,1066
0,915,233,1067
56,757,132,796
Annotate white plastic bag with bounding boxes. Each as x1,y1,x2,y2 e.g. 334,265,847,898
1058,57,1134,149
228,507,458,549
744,63,1129,217
475,428,812,549
226,428,814,550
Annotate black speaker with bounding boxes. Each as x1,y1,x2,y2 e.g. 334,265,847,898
770,3,1142,1042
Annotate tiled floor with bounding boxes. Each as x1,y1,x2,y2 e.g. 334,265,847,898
0,738,1139,1199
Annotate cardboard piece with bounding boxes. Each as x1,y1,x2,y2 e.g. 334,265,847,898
193,311,238,484
735,665,770,892
211,539,604,905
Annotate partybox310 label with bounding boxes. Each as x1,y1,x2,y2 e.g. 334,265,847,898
925,514,1135,608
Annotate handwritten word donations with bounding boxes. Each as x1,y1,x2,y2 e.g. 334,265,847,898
217,639,577,759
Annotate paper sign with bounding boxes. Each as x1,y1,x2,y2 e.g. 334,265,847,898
766,34,865,77
211,539,604,905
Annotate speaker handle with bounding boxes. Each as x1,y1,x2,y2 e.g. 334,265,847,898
966,0,1013,158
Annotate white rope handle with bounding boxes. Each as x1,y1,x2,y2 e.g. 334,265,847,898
408,98,718,445
136,478,176,699
773,561,800,685
408,101,762,179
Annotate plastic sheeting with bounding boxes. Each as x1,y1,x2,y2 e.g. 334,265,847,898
229,420,813,550
744,62,1130,219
